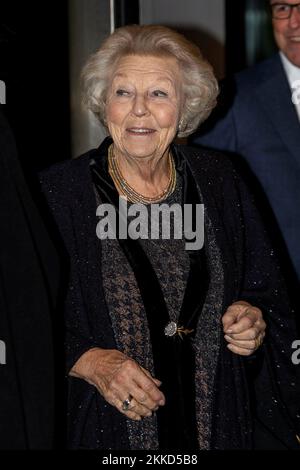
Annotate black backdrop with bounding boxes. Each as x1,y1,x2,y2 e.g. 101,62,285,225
0,1,141,174
225,0,276,74
0,2,71,173
1,1,277,174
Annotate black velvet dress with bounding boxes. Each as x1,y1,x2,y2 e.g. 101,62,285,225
40,137,300,450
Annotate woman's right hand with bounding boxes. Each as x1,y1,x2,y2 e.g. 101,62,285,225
70,348,165,421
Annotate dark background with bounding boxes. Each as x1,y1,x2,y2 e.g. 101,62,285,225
0,2,71,173
226,0,276,74
0,1,275,172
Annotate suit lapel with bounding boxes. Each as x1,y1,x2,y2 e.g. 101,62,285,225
255,55,300,169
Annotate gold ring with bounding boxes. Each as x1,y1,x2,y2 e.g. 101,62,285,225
255,336,263,349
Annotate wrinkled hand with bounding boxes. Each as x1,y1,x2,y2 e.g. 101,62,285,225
222,301,266,356
70,348,165,421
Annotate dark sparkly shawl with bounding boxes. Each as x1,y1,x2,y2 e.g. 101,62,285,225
40,139,299,450
90,137,220,450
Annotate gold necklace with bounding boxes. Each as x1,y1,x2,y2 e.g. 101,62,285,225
108,144,176,204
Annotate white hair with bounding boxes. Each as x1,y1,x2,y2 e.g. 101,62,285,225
82,24,219,138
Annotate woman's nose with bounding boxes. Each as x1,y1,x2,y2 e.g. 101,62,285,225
131,94,149,116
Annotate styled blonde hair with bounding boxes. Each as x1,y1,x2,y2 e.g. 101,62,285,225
82,25,219,138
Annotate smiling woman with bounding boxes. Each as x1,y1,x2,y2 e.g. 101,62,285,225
40,25,299,450
82,25,218,139
105,55,181,196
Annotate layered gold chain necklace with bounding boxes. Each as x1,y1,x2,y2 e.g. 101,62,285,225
108,144,176,204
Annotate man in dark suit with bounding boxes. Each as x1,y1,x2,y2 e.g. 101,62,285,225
191,0,300,288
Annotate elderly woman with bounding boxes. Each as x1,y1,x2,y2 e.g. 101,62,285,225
40,25,299,450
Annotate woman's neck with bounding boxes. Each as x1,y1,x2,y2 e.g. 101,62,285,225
114,147,171,198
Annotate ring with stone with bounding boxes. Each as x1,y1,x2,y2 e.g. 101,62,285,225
121,394,133,411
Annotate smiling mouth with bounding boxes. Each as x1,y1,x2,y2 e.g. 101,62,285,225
289,37,300,42
126,127,156,135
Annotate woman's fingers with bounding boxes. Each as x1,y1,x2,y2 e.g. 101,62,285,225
222,301,251,332
223,302,265,333
118,395,153,419
225,308,260,334
224,331,265,351
224,335,256,350
226,343,255,356
222,301,266,356
99,355,165,420
100,383,157,420
141,366,162,387
118,369,165,418
70,348,165,421
116,378,164,417
131,384,163,411
104,394,144,421
138,367,165,403
225,325,260,341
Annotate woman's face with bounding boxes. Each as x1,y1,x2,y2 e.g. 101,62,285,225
105,54,183,161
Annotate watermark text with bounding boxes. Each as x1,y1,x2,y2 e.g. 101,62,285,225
291,339,300,365
0,340,6,365
96,199,205,250
0,80,6,104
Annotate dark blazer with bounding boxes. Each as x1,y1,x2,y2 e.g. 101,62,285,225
191,53,300,284
40,140,299,450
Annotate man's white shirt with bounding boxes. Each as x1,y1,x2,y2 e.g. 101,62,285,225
280,51,300,121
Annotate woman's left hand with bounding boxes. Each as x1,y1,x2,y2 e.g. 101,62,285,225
222,300,266,356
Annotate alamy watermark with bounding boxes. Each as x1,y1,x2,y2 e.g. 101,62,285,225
0,340,6,365
0,80,6,104
96,198,205,250
291,339,300,365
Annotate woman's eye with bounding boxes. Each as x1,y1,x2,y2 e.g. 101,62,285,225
116,89,130,96
152,90,168,97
